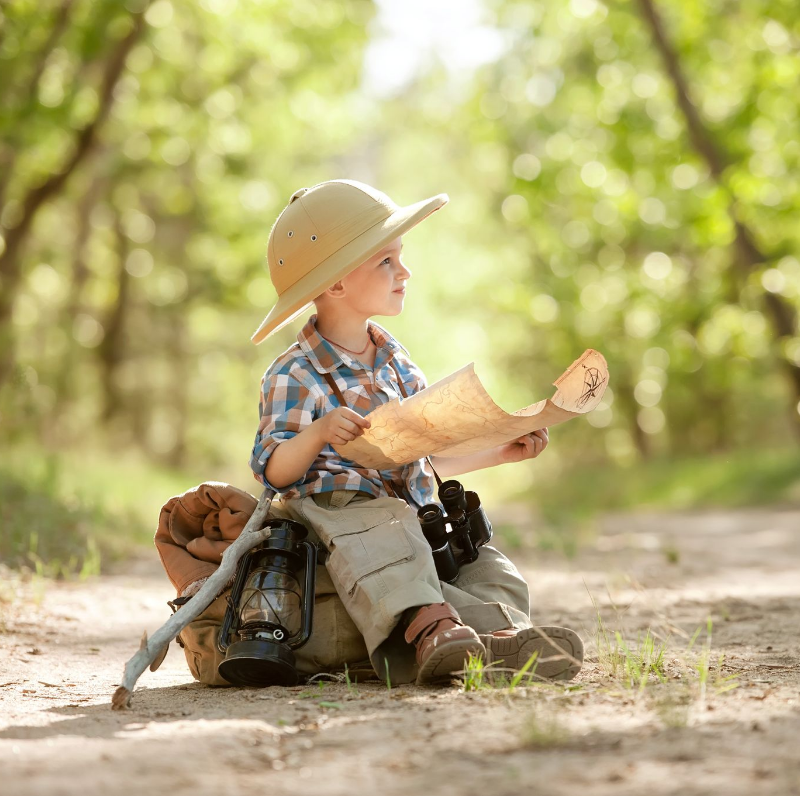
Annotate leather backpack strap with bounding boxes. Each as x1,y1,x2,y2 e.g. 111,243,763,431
319,370,347,408
388,360,443,490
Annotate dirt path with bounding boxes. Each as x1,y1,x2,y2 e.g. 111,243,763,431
2,506,799,795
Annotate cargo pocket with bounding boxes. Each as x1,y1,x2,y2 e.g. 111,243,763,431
325,508,416,596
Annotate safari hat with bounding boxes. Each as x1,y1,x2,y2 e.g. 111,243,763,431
251,179,449,344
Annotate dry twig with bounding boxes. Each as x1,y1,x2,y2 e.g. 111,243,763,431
111,489,275,710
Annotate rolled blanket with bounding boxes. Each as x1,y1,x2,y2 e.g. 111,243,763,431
154,481,258,597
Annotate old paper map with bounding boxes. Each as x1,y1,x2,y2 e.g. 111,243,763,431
337,349,609,469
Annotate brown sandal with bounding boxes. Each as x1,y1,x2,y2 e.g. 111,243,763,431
404,602,486,685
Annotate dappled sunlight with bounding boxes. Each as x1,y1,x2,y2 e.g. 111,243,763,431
1,1,799,791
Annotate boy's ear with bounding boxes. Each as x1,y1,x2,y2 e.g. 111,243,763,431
325,280,347,299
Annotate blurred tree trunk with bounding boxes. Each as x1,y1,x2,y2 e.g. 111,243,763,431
165,315,189,468
51,172,107,421
636,0,800,438
0,6,149,392
98,210,132,423
129,366,151,454
616,375,650,460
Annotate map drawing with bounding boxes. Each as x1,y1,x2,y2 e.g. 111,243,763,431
336,349,609,469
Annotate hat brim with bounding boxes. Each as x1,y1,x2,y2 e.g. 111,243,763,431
251,192,449,344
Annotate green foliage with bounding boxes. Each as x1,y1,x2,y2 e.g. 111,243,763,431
595,620,667,690
0,460,123,578
508,652,540,691
1,0,799,577
0,0,378,471
0,442,197,576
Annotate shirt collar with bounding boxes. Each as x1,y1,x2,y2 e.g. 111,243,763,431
297,314,409,374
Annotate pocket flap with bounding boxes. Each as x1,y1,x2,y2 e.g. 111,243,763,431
326,507,395,538
324,510,416,596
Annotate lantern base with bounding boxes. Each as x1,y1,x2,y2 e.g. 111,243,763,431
218,639,299,687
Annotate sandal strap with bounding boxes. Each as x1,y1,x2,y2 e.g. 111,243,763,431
404,602,462,645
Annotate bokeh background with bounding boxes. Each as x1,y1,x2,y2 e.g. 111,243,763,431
2,0,799,576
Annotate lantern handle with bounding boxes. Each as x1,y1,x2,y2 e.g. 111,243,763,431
216,545,258,655
288,540,317,649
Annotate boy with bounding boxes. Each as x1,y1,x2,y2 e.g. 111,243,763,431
249,179,583,685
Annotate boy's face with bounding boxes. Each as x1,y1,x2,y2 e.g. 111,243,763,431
323,236,411,317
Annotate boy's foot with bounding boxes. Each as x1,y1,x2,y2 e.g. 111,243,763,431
405,602,486,685
479,626,584,681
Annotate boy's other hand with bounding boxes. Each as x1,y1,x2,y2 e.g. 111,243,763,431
497,427,548,464
316,407,371,447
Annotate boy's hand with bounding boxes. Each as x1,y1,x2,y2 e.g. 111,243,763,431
315,407,371,448
497,427,548,464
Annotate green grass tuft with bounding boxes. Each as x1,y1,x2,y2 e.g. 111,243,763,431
459,650,546,693
588,586,667,690
343,664,359,697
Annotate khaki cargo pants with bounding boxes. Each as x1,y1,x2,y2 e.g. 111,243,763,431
179,489,532,686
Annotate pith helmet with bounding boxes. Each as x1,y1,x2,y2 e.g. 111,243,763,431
251,179,448,344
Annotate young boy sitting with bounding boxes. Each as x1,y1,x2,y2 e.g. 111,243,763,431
249,179,583,685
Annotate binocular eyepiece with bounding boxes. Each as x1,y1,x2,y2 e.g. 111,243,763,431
417,479,493,583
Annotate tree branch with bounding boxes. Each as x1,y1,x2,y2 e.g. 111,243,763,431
0,3,150,389
0,0,77,208
20,0,76,106
98,208,132,422
111,488,276,711
635,0,800,431
3,9,147,259
634,0,726,179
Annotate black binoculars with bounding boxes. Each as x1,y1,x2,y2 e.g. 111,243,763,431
417,479,493,583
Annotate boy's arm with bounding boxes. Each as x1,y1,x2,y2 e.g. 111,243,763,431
429,429,550,478
250,369,323,492
428,447,504,479
251,368,370,491
264,422,327,490
266,405,371,488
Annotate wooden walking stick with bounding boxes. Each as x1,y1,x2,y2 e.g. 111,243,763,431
111,488,276,710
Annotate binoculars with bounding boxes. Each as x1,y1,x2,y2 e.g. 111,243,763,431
417,479,493,583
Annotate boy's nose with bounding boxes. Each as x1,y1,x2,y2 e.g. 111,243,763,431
397,260,412,279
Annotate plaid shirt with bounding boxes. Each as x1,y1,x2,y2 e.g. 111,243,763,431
249,314,437,510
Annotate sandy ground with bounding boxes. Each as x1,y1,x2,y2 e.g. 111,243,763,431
1,505,799,796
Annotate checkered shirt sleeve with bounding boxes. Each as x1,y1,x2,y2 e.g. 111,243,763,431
247,315,438,508
249,364,322,493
